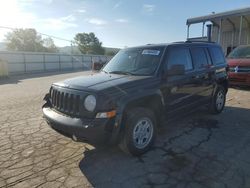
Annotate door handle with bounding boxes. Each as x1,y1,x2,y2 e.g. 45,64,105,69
192,74,206,79
192,75,200,79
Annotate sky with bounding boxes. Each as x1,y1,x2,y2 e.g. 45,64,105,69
0,0,250,48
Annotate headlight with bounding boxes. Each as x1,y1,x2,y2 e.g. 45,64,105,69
84,95,96,112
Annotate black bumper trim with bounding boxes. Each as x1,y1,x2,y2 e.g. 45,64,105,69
43,107,114,143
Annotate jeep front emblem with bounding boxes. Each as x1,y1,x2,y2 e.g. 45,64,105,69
234,66,239,73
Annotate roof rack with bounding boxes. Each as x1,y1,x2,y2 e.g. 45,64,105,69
185,40,216,43
173,41,186,43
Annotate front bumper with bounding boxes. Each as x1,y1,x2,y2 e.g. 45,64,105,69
43,107,115,143
228,72,250,86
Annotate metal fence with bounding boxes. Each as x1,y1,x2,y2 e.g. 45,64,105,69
0,51,112,75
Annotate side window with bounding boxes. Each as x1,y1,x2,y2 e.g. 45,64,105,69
205,48,213,65
208,47,225,65
190,47,208,69
167,47,193,71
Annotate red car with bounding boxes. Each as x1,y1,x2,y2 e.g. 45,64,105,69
227,45,250,86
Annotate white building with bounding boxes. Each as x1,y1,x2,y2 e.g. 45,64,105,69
186,7,250,55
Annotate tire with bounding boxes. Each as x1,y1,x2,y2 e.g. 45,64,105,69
209,85,226,114
119,108,157,156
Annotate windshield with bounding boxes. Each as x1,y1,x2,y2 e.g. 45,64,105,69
228,46,250,59
102,47,164,76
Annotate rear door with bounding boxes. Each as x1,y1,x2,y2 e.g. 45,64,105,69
190,47,215,101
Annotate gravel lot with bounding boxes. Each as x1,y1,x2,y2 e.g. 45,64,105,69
0,71,250,188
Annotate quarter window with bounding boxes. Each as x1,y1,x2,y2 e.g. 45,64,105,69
167,47,193,71
190,47,208,69
209,47,225,65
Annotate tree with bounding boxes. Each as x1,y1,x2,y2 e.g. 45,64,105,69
5,29,44,52
5,28,58,53
104,47,120,56
43,37,58,53
74,32,105,55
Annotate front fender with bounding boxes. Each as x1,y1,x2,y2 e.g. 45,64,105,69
110,89,164,143
116,89,164,115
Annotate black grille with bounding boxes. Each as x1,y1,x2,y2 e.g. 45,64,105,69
50,87,81,116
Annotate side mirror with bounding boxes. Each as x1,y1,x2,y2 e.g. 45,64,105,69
167,64,185,76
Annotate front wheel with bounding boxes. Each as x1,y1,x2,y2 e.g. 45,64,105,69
119,108,156,156
209,85,226,114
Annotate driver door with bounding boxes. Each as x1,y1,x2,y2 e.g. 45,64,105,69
161,46,200,115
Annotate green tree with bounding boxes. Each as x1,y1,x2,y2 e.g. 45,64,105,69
74,32,105,55
5,28,58,53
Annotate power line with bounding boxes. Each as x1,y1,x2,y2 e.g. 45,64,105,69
37,32,73,43
0,25,75,44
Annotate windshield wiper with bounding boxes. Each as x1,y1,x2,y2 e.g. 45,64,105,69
108,71,134,75
102,70,110,74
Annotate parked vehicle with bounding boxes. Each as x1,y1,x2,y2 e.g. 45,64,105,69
227,45,250,86
43,41,228,156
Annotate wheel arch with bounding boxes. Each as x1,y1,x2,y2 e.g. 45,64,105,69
118,92,164,129
216,78,229,93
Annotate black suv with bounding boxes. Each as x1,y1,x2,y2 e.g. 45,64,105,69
43,42,228,156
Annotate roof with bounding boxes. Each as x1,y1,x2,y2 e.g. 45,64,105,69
129,41,219,49
187,7,250,25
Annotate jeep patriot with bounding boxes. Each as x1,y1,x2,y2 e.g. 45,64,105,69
43,41,228,156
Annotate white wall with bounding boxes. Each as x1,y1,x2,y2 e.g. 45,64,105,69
0,51,111,75
212,26,249,54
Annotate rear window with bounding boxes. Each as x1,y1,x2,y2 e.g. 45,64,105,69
208,47,225,65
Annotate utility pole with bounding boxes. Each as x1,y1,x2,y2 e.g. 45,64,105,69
71,41,73,55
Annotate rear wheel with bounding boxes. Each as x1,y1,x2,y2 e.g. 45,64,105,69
119,108,156,156
209,85,226,114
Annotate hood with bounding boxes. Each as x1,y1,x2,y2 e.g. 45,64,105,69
53,72,154,91
227,58,250,67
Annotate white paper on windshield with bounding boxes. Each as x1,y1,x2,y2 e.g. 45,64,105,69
142,49,160,56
